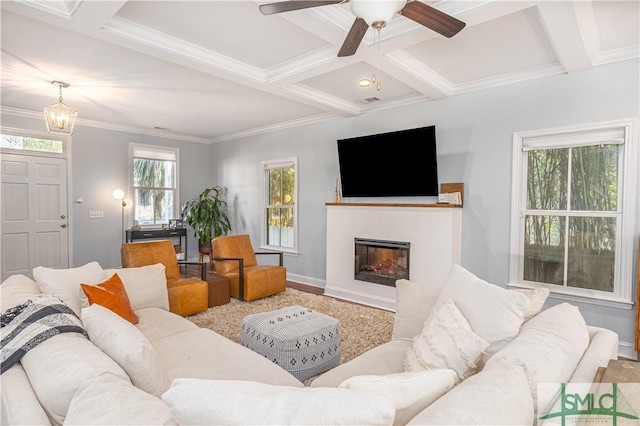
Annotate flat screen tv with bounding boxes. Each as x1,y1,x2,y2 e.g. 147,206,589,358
337,126,438,197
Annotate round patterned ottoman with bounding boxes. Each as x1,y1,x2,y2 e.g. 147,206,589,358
240,305,341,381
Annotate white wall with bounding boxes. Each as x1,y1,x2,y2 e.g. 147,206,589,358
210,59,639,353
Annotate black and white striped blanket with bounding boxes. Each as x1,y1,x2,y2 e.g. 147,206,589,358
0,295,88,374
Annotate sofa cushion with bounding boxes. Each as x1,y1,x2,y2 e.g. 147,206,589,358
152,327,304,387
162,378,396,425
310,339,412,388
65,372,177,425
33,261,106,317
81,304,171,397
0,274,42,315
404,299,489,380
484,303,590,413
339,369,458,426
19,332,129,425
102,264,169,311
0,363,51,426
134,307,198,342
434,264,529,358
392,279,442,341
81,273,138,324
408,360,534,425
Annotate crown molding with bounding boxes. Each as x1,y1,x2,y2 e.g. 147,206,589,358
19,0,82,20
210,112,339,143
0,106,210,144
453,63,566,95
384,51,455,97
280,84,361,115
594,45,640,67
264,46,338,84
102,17,264,83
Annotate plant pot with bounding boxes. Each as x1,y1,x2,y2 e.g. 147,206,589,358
199,241,212,255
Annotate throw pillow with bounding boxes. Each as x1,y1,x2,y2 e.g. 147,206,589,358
64,372,177,425
484,303,590,415
392,279,442,341
80,273,138,324
512,287,550,321
404,299,489,380
100,264,169,311
81,304,171,397
434,264,529,358
162,378,396,425
33,261,105,316
339,369,458,426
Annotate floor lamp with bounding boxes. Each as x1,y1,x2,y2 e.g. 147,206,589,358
113,189,131,245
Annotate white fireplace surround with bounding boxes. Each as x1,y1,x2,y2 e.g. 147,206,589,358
325,204,462,311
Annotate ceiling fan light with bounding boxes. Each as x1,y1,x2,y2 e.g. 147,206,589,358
350,0,406,27
359,78,372,87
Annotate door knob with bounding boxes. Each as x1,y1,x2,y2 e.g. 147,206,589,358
61,223,67,228
61,214,66,219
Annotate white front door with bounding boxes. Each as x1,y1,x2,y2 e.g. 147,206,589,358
1,153,69,281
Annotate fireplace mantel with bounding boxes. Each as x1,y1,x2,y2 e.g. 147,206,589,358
325,202,462,208
325,204,462,311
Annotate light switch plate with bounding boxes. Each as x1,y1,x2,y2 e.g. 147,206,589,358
89,210,104,219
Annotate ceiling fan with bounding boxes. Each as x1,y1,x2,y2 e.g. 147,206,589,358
259,0,466,57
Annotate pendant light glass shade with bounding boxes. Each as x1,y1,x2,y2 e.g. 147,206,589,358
44,81,77,135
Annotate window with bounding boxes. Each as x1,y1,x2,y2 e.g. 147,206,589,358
261,158,297,253
510,119,637,308
1,133,64,153
130,144,179,226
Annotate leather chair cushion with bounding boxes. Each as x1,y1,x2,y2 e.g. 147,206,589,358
225,265,286,302
212,235,258,275
167,279,208,317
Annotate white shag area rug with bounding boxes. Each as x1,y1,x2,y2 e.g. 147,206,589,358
187,288,394,366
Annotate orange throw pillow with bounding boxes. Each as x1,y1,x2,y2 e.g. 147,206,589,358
81,273,138,324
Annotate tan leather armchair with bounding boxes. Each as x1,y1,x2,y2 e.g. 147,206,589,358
121,240,208,316
212,234,286,301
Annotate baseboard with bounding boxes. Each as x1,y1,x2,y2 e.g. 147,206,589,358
618,340,638,360
286,272,325,289
323,285,395,312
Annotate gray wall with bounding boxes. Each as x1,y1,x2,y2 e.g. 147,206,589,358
210,59,639,350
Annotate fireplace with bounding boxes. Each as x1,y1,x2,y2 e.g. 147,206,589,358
354,238,410,287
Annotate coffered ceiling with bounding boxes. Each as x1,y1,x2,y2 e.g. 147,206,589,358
1,1,638,143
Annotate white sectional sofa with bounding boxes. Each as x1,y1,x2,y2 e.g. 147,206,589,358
0,262,619,425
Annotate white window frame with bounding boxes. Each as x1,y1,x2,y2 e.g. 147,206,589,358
509,119,638,309
129,143,180,227
260,157,298,254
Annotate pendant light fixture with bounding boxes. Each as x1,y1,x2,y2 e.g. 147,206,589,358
358,23,383,92
44,81,78,135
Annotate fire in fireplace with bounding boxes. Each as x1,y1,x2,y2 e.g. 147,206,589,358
354,238,410,287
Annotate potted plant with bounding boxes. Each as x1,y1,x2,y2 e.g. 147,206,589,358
182,186,232,254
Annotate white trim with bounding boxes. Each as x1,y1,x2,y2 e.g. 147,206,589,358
260,157,298,254
128,143,180,225
323,285,395,312
0,127,74,268
509,118,638,308
617,341,638,361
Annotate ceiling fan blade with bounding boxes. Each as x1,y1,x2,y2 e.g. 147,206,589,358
399,1,465,38
337,17,369,57
259,0,344,15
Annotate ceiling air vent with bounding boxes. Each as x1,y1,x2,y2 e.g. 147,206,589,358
362,97,381,103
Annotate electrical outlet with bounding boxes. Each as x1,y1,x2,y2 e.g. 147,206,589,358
89,210,104,219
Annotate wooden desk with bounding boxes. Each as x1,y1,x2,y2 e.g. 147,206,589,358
125,228,187,260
